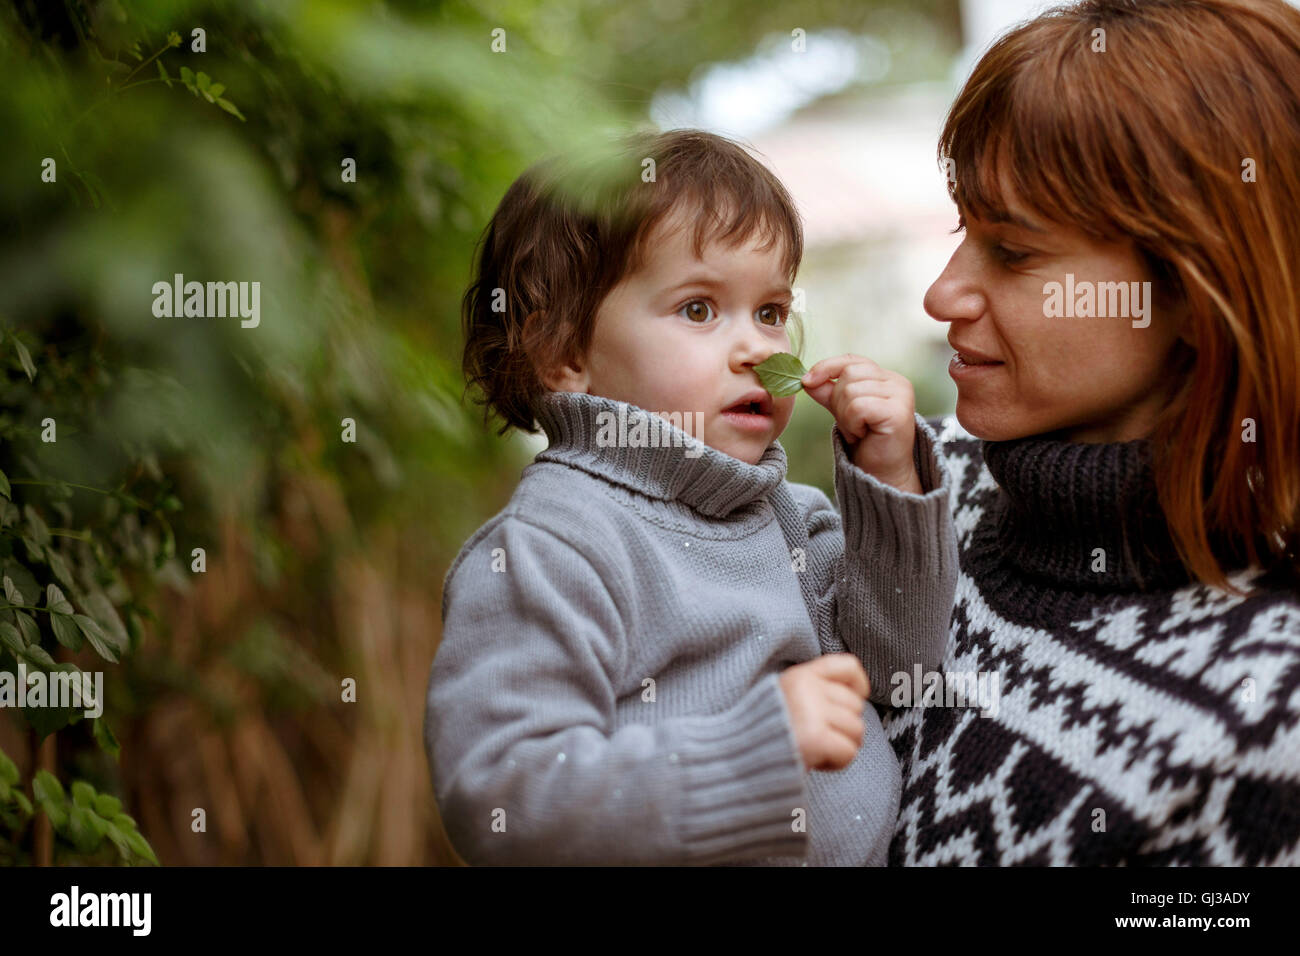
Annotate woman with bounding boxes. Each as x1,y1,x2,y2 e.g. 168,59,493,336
881,0,1300,864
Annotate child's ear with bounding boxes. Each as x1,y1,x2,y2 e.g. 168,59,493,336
527,310,590,392
540,359,589,392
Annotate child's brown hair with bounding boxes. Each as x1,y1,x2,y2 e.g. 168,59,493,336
461,128,805,435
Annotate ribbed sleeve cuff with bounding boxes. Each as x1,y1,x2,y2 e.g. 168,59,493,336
669,672,808,864
831,413,955,578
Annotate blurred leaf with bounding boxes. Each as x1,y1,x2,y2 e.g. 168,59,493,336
32,770,64,805
0,749,17,785
45,584,73,615
12,337,35,381
92,717,120,760
69,804,104,853
23,505,51,547
74,613,120,662
0,622,24,656
216,97,246,121
15,611,40,645
157,60,171,87
94,793,122,818
71,780,95,808
51,612,83,651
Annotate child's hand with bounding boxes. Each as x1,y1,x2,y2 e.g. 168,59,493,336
778,653,870,772
801,355,922,493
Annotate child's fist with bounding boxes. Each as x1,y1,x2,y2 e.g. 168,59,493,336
778,653,870,772
802,355,922,493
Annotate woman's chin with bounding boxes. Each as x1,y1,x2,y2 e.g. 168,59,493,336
953,402,1039,443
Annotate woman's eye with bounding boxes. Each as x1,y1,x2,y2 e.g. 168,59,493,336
679,300,714,323
755,304,788,326
993,244,1031,265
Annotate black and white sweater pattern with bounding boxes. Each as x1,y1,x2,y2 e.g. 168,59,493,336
881,417,1300,865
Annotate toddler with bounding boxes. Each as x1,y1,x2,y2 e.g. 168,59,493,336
424,128,958,865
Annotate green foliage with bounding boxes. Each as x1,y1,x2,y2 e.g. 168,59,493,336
0,0,960,864
754,352,811,397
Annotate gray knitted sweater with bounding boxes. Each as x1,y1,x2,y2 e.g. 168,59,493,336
424,389,958,865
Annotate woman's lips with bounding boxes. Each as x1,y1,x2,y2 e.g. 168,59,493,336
949,351,1005,380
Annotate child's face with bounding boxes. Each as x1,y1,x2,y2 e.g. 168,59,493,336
550,207,798,465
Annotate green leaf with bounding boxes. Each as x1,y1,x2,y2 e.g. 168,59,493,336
33,769,64,805
69,804,103,853
73,614,119,662
754,352,809,397
0,467,9,499
22,644,56,669
157,60,172,88
15,611,40,645
45,583,73,615
12,337,36,381
94,793,122,818
3,574,20,605
23,505,51,547
43,799,68,832
0,621,24,656
103,821,132,860
216,97,246,121
71,780,95,808
124,826,158,865
179,65,194,84
83,590,129,655
196,71,211,90
46,551,75,592
50,613,83,651
13,789,32,817
0,749,18,785
2,561,39,605
207,83,224,98
92,718,121,761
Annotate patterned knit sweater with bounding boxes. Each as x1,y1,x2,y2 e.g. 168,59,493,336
882,416,1300,865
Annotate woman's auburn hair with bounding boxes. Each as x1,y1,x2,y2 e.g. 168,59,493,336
460,128,804,437
943,0,1300,591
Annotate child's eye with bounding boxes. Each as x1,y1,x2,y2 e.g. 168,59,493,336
679,300,714,323
755,304,788,326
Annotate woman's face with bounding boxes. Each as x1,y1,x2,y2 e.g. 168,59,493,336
924,186,1188,443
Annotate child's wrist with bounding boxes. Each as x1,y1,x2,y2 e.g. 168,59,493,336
851,446,922,493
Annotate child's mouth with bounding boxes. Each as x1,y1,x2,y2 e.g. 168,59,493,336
721,394,774,432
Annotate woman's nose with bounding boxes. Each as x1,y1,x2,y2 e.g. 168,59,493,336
924,246,985,325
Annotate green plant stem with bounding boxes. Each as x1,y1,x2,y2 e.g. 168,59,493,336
116,77,166,94
119,39,175,86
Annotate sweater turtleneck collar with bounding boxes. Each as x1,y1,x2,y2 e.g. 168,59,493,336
531,389,787,519
978,434,1193,593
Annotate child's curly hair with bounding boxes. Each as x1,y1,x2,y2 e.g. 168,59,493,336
461,127,805,435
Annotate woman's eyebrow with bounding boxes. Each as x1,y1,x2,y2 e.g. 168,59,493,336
989,209,1047,233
